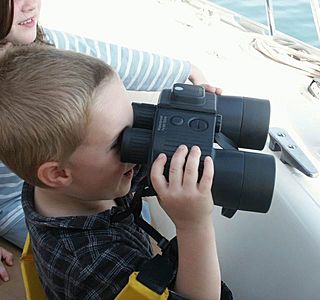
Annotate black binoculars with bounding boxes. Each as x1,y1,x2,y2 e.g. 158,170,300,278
120,83,275,218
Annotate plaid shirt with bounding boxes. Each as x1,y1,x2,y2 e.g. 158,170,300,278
22,167,154,300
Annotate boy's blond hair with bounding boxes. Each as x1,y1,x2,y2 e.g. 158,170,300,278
0,45,115,186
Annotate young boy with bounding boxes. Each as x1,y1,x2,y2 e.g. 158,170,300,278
0,45,221,299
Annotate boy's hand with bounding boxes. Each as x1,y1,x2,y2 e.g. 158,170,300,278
0,247,13,283
150,145,214,231
151,145,221,299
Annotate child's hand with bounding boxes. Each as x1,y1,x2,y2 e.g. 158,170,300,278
0,246,13,283
151,146,220,299
188,64,222,95
150,145,214,231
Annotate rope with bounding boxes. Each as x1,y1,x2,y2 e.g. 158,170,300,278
250,35,320,77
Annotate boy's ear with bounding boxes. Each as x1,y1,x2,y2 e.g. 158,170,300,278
37,162,72,188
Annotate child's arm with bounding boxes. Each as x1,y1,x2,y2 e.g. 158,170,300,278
43,28,191,91
150,145,221,300
0,246,13,283
43,29,222,94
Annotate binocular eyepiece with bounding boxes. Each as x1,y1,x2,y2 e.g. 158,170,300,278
120,83,275,217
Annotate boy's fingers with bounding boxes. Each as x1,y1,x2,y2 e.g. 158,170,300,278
0,262,9,282
182,146,201,187
150,153,168,192
198,156,214,193
169,145,188,188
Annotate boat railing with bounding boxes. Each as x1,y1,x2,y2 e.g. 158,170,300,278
264,0,320,44
264,0,275,36
310,0,320,42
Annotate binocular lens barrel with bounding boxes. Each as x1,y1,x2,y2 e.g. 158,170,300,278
133,97,271,151
216,96,270,150
120,128,275,214
213,149,275,213
120,128,152,164
132,103,156,130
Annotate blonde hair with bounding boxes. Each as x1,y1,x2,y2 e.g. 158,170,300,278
0,45,115,186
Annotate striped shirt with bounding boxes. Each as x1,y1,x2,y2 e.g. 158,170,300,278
0,28,191,240
43,28,191,91
0,163,24,237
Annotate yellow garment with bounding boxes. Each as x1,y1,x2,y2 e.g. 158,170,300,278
115,272,170,300
20,233,47,300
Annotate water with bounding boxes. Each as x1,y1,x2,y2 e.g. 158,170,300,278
209,0,320,48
